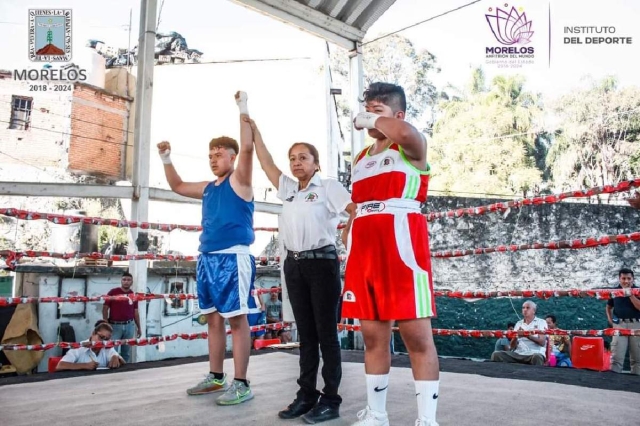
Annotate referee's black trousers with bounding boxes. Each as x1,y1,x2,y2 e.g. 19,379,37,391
284,255,342,407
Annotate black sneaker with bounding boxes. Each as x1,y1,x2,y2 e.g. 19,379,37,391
278,397,316,419
301,403,340,424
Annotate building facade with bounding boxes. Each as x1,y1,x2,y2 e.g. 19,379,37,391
0,71,132,181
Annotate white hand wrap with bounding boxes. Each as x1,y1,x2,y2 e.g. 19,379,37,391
159,149,172,165
236,91,249,115
354,112,380,129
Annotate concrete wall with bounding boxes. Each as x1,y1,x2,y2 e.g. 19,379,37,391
0,74,131,181
104,68,136,180
18,268,282,372
0,73,71,171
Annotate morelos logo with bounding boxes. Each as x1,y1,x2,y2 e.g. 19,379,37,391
17,9,87,83
360,202,385,213
29,9,72,62
485,4,535,55
305,193,318,202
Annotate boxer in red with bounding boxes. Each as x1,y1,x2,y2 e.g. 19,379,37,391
342,82,439,426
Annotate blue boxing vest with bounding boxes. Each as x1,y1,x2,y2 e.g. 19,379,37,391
198,175,255,253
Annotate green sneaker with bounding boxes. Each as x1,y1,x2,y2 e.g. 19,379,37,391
215,380,254,405
186,373,229,395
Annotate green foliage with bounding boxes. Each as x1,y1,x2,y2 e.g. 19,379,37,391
329,38,640,196
329,34,440,143
430,70,543,196
546,76,640,193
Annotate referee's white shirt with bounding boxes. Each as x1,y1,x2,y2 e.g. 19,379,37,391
277,173,352,252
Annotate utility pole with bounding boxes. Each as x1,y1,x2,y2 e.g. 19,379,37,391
129,0,157,363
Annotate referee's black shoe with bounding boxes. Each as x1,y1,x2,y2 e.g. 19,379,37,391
301,402,339,424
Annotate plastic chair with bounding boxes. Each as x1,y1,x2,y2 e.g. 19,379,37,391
48,356,63,373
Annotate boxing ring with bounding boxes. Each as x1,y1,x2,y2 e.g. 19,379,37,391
1,178,640,426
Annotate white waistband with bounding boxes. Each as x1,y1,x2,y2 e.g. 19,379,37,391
356,199,422,216
207,245,251,255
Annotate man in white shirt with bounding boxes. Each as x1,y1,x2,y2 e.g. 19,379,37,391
490,300,548,365
56,321,125,371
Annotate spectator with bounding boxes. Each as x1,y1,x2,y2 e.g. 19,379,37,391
545,315,572,368
494,323,516,352
265,287,291,343
606,268,640,375
56,320,125,371
491,301,548,365
102,272,141,363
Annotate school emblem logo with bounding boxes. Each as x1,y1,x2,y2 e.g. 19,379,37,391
29,9,72,62
343,291,356,302
381,156,394,167
305,192,318,202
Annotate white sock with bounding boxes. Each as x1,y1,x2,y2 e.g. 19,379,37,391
366,374,389,413
415,380,439,421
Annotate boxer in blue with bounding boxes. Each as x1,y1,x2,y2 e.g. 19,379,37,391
157,91,259,405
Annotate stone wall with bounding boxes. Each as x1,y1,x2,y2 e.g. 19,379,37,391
426,196,640,291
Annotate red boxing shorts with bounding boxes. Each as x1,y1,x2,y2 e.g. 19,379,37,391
342,199,436,321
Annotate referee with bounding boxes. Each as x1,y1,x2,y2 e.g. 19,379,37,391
246,116,353,424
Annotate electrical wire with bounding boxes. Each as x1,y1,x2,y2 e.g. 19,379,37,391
0,99,134,135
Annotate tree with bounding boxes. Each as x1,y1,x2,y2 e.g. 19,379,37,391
429,69,544,196
546,77,640,194
329,34,440,146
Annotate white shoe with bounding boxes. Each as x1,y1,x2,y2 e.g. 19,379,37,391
351,406,389,426
415,418,439,426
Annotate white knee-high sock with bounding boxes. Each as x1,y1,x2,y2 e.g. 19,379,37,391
415,380,439,421
366,374,389,413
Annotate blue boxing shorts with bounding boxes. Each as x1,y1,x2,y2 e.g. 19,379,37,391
196,245,260,318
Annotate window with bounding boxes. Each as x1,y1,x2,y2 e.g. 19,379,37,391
163,277,190,316
9,96,33,130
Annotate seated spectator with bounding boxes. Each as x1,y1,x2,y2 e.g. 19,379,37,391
56,320,125,371
264,287,292,343
491,301,548,365
494,322,516,352
545,315,572,368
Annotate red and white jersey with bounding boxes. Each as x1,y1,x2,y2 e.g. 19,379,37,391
343,141,436,320
351,143,429,204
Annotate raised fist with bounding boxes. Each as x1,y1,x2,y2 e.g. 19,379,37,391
235,91,248,103
157,141,172,164
235,91,249,115
157,141,171,154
